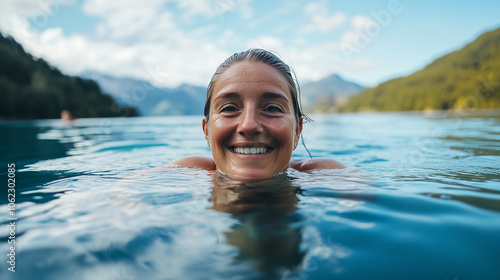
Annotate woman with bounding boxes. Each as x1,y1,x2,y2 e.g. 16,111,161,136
167,49,344,180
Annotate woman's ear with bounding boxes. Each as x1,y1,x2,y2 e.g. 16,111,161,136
202,117,210,147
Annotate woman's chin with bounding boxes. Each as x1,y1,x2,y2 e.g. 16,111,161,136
217,168,278,183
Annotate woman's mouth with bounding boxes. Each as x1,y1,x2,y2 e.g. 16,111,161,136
230,147,273,155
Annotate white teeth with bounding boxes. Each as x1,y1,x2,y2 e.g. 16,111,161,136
233,147,268,154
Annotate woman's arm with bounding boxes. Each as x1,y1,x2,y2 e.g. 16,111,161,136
291,158,345,171
163,156,216,170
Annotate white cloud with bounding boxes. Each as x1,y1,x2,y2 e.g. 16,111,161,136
0,0,75,40
28,26,230,87
300,1,347,33
242,34,375,84
1,0,234,88
285,42,344,82
351,15,376,31
0,0,383,89
337,15,379,60
0,0,75,18
168,0,254,23
209,0,254,20
82,0,173,40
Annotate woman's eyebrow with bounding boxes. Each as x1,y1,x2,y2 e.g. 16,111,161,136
261,92,289,102
213,92,240,103
213,91,289,103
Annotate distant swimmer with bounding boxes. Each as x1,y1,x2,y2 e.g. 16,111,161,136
61,109,76,122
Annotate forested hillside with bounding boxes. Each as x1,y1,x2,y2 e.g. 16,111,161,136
0,34,138,119
341,27,500,112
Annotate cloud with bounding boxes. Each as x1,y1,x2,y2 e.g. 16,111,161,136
171,0,254,22
0,0,382,88
337,15,378,61
209,0,254,20
351,15,377,31
242,35,377,84
300,1,347,33
0,0,75,40
0,0,75,18
1,0,234,88
82,0,170,40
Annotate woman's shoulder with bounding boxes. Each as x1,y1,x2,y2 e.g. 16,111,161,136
161,157,344,172
290,158,345,171
163,156,216,170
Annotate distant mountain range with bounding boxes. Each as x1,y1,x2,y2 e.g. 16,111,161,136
0,31,365,118
341,27,500,112
82,72,206,116
4,26,499,118
86,72,365,116
89,25,500,115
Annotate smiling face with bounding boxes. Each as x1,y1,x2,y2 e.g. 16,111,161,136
203,61,303,181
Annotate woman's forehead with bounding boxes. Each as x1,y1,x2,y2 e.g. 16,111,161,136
212,61,290,98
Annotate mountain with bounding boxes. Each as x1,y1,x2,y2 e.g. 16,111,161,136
0,34,138,119
89,72,364,115
83,72,206,116
300,74,365,113
340,27,500,112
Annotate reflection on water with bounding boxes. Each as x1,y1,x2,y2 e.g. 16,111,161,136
0,112,499,279
210,173,304,275
0,122,69,164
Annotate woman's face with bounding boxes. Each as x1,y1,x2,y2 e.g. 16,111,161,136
203,61,302,181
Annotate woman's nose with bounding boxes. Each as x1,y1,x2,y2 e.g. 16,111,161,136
238,108,262,138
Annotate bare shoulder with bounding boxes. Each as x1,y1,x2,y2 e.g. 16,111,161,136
290,158,345,171
162,156,216,170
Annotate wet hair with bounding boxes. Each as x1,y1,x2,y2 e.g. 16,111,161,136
204,48,310,123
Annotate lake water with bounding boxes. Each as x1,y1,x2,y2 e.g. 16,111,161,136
0,111,499,280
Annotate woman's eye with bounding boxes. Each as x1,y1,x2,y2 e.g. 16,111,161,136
221,106,237,113
264,106,283,113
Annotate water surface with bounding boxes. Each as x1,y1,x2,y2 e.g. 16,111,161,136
0,111,499,280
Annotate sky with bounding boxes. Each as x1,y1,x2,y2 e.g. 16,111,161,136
1,0,499,88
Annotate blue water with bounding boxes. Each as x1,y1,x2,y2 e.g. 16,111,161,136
1,111,499,280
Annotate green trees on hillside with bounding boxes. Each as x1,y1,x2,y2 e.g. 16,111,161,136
340,27,500,112
0,34,138,119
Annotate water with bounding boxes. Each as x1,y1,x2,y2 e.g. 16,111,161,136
1,111,499,280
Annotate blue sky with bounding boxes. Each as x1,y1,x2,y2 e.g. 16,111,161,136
1,0,499,88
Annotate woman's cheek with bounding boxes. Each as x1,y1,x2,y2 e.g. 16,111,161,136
210,115,234,142
269,117,296,140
